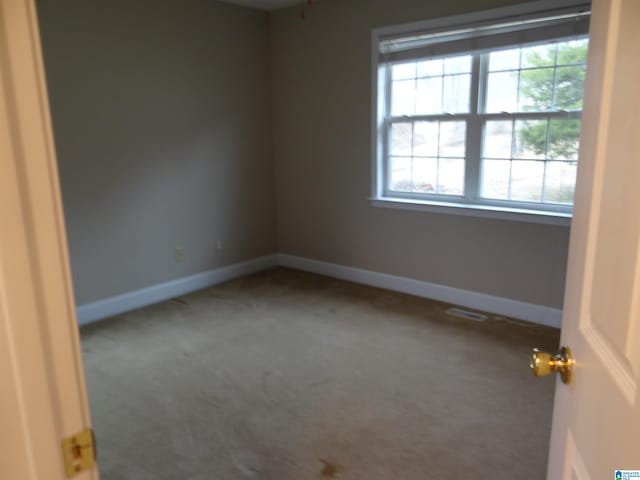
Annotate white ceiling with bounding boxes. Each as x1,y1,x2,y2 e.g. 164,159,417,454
218,0,304,11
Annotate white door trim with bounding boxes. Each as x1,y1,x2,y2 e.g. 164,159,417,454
0,0,97,478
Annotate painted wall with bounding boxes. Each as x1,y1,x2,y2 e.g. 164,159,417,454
270,0,570,309
37,0,570,311
37,0,276,304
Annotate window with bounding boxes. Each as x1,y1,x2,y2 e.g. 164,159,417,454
372,2,590,222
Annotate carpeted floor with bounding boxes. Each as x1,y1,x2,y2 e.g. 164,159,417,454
81,267,560,480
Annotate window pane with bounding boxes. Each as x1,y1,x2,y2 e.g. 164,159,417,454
390,157,411,191
381,39,587,210
554,66,586,110
547,119,581,160
557,38,589,66
481,159,511,200
564,38,589,61
510,160,544,202
392,62,416,80
514,120,547,159
521,43,556,69
543,161,577,204
484,121,513,159
416,76,443,115
439,122,466,157
412,158,438,193
417,59,443,77
482,117,583,205
388,121,467,196
390,123,412,156
442,74,471,113
444,55,471,74
413,121,439,157
485,71,518,113
438,158,465,195
519,67,555,111
489,48,520,71
391,80,415,116
485,38,588,114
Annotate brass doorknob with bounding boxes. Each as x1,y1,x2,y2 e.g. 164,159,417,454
530,346,575,384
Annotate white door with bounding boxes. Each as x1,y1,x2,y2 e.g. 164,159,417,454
0,0,98,478
545,0,640,478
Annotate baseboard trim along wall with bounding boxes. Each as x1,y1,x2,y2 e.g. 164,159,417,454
76,253,562,328
76,255,278,326
277,254,562,328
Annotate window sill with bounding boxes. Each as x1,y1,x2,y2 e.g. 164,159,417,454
370,197,572,226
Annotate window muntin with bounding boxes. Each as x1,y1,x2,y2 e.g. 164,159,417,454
377,21,589,214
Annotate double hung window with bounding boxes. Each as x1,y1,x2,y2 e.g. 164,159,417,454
372,2,590,220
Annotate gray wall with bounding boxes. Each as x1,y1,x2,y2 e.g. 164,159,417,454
37,0,570,310
270,0,570,309
37,0,276,304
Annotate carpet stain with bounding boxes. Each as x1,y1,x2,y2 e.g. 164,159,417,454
319,459,342,477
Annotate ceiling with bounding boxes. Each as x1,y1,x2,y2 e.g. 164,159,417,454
218,0,304,11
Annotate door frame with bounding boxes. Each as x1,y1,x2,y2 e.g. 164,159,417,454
0,0,96,478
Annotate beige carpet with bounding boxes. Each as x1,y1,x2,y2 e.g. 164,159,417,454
81,267,559,480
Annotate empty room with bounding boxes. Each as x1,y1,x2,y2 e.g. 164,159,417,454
4,0,640,478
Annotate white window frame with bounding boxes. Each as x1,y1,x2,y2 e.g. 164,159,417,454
370,0,591,227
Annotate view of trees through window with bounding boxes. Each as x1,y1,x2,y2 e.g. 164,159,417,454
387,37,588,207
519,41,588,158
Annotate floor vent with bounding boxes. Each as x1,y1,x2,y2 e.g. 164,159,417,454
445,307,487,322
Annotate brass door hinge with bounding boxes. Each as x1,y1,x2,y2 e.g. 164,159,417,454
61,428,96,478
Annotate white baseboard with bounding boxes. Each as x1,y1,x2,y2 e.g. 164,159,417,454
277,254,562,328
76,255,278,326
77,252,561,329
